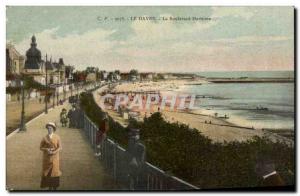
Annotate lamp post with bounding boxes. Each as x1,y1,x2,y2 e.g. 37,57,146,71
63,82,66,101
19,78,26,131
56,88,59,106
52,91,55,108
76,82,79,96
45,54,48,114
71,84,73,97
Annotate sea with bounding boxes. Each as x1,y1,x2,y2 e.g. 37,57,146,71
177,71,295,130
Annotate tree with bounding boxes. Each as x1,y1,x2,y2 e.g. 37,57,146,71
107,72,114,82
129,69,139,81
73,71,87,82
129,69,138,76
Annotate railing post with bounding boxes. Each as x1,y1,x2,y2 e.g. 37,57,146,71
83,115,85,131
85,115,87,132
88,119,91,142
89,120,92,144
147,173,150,190
83,115,86,131
103,138,108,167
113,143,117,182
91,122,93,145
81,113,199,190
93,124,97,147
87,119,89,139
91,123,94,146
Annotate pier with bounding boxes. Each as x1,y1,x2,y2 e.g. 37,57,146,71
207,77,294,83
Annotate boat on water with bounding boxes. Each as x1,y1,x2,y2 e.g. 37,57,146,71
256,106,269,111
218,114,230,119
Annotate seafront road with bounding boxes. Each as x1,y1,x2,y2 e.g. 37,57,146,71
6,86,88,135
6,102,117,191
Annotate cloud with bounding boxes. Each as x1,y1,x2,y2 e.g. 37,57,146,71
211,7,255,20
207,35,293,47
129,13,218,45
212,35,293,43
15,27,117,70
11,11,293,72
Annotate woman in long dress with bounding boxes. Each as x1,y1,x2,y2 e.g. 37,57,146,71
40,122,62,190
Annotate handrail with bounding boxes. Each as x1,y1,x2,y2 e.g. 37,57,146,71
81,113,200,190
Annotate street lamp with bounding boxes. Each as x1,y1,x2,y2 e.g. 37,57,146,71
19,78,26,131
52,91,55,108
76,82,79,96
63,82,66,101
70,84,73,97
45,54,48,114
56,88,59,106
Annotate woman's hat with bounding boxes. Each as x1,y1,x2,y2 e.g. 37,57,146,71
46,122,57,131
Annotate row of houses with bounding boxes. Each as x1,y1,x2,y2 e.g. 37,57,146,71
117,72,193,81
94,71,196,83
7,35,199,87
6,35,74,87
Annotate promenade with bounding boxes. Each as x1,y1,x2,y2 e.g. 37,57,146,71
6,102,117,191
6,86,87,135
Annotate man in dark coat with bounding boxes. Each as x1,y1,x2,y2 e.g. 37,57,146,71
72,105,80,128
127,128,146,190
67,105,76,128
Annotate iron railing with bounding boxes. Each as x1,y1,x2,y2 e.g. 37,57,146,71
82,113,199,190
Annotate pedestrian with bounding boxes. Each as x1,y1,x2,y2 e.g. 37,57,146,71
73,105,80,128
60,108,68,127
95,114,109,157
40,122,62,190
67,104,76,128
127,128,146,190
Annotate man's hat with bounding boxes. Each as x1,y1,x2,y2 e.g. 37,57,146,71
102,113,108,120
128,128,140,137
46,122,57,131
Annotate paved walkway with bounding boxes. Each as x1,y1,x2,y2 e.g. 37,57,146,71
6,103,117,191
7,88,86,135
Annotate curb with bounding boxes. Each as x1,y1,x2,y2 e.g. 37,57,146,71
6,84,102,140
6,108,54,140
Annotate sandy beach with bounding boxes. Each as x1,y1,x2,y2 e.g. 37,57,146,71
93,81,293,145
112,79,209,93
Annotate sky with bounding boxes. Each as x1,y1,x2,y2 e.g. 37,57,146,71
6,6,294,72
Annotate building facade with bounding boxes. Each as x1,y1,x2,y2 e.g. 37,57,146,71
6,43,25,75
23,35,66,85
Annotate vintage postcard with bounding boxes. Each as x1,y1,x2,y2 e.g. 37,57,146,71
6,6,295,191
